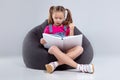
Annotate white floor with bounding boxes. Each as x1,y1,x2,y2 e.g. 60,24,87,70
0,55,120,80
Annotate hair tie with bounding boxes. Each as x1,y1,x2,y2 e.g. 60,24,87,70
65,10,68,20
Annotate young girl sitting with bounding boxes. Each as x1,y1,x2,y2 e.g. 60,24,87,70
40,6,94,74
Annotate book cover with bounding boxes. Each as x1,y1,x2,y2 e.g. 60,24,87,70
43,33,83,51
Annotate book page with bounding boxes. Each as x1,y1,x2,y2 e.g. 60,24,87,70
63,34,83,51
43,33,63,50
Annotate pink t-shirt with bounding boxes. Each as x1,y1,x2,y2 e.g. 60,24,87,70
44,24,70,36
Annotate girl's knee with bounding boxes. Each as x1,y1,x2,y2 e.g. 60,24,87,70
50,45,58,50
76,46,84,53
48,45,58,54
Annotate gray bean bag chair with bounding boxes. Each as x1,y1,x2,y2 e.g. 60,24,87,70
22,20,94,70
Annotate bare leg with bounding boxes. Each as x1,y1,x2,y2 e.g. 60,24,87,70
46,46,94,74
48,46,83,68
58,46,84,65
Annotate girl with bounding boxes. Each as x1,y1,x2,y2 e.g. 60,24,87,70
40,6,94,74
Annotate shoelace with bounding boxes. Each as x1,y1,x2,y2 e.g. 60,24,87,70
80,64,89,73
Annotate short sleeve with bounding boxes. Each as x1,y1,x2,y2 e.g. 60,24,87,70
44,26,50,34
66,26,70,36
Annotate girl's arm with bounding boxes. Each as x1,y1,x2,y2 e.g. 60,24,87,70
40,25,49,45
69,23,74,36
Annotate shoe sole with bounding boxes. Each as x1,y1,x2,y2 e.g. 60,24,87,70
90,64,94,74
45,64,53,73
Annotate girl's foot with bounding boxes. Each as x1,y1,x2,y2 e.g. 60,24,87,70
77,64,94,74
45,61,59,73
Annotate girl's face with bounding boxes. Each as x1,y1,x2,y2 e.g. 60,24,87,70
52,11,65,26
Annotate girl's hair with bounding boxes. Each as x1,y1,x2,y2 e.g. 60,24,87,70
48,6,73,26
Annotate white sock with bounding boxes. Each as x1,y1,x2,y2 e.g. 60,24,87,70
76,64,81,70
53,61,59,67
49,61,59,69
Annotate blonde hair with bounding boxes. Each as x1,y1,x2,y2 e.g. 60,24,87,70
48,6,73,26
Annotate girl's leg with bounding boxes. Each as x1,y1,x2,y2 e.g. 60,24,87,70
48,46,82,68
58,46,84,65
46,46,94,73
45,46,80,73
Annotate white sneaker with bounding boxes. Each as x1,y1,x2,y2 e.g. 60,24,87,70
80,64,94,74
45,64,54,73
45,62,57,73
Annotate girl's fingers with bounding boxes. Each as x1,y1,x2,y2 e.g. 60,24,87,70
40,38,47,44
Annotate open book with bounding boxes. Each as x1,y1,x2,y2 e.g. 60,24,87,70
43,33,83,51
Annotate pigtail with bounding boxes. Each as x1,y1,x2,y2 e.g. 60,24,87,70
48,6,55,24
63,9,73,26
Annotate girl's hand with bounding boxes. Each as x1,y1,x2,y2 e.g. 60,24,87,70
69,23,74,30
69,23,74,36
40,38,46,45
